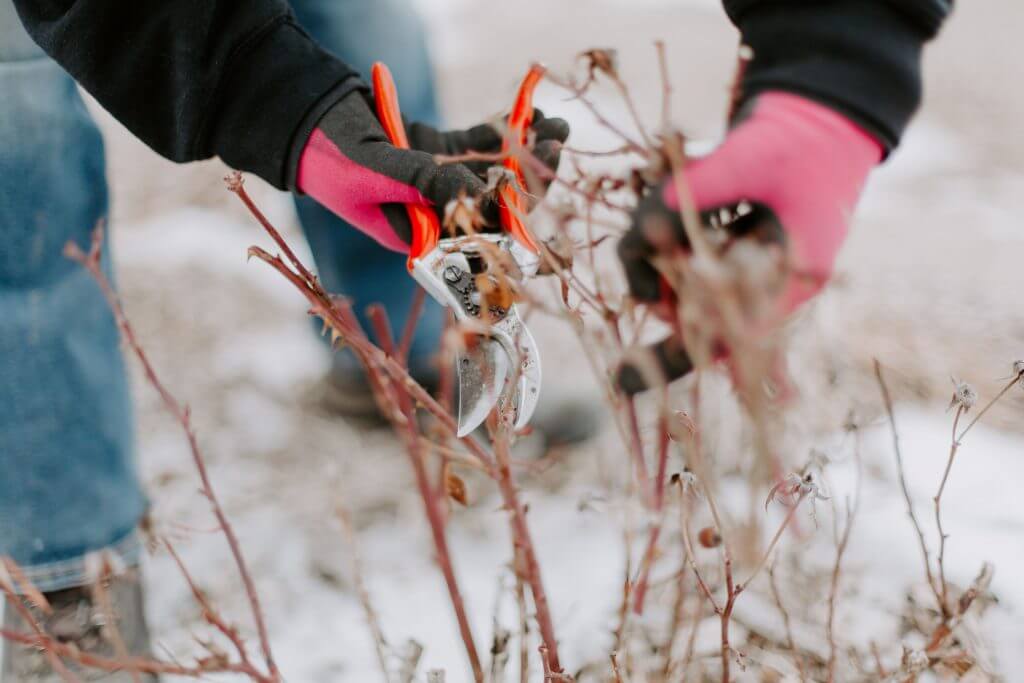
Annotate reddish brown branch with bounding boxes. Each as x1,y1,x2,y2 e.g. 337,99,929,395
493,426,563,674
873,360,943,612
65,227,279,681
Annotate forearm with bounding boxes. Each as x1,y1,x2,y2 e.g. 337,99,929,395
12,0,365,189
723,0,954,150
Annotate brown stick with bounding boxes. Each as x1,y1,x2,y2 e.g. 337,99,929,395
826,432,862,682
493,427,563,673
0,565,81,683
65,227,279,681
631,414,671,614
335,503,392,682
934,404,963,618
873,360,942,610
364,307,485,682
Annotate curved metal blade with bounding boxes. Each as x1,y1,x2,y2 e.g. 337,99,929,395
456,337,509,437
510,319,541,432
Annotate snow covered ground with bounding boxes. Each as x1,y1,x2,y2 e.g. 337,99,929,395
7,0,1022,680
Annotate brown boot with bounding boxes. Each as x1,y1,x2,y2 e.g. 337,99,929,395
2,571,157,682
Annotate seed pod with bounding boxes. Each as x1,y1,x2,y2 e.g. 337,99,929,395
697,526,721,548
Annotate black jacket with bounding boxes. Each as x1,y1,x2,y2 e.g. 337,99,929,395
13,1,952,190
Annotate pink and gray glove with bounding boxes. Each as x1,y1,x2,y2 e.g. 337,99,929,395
617,92,883,392
297,91,569,252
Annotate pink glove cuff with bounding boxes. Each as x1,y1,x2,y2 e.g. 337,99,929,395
297,129,429,253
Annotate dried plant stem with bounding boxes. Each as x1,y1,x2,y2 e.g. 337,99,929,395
826,432,862,682
544,72,648,156
90,571,143,683
0,628,265,679
397,287,426,365
514,566,531,683
162,540,270,681
632,417,671,614
0,569,81,683
738,490,808,592
956,376,1018,441
934,404,964,618
654,40,672,132
366,306,485,683
768,560,805,682
494,426,563,674
65,226,279,682
873,360,942,608
677,487,720,614
336,502,392,683
933,374,1018,617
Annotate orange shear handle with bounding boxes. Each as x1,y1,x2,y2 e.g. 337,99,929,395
499,64,545,254
371,61,546,266
371,62,441,269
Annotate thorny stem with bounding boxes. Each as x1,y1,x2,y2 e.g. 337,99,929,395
365,307,485,682
494,424,563,674
397,287,426,366
676,484,720,614
0,565,82,683
654,40,672,133
934,404,963,618
335,503,392,683
65,226,280,682
873,360,943,610
228,174,568,680
933,373,1022,616
768,560,806,683
738,490,809,592
543,71,649,156
162,540,268,681
0,628,267,679
631,411,671,614
826,431,862,682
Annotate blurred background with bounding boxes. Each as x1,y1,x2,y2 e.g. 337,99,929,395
75,0,1023,679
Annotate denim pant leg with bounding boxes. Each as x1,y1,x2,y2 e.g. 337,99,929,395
0,1,143,590
290,0,444,375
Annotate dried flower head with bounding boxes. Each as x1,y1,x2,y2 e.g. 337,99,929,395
443,191,485,237
670,467,699,494
766,471,829,510
578,48,619,81
948,378,977,413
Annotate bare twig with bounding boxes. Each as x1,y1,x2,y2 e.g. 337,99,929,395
65,226,279,681
335,503,392,682
873,360,942,609
494,424,563,673
826,432,863,682
654,40,672,132
935,404,964,618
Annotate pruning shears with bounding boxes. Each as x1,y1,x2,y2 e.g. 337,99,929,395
371,61,546,437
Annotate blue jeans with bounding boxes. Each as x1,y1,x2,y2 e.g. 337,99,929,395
0,0,442,590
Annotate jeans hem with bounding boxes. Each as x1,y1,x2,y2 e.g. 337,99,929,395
11,531,141,593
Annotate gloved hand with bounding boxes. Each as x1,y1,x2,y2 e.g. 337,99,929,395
297,90,569,252
617,92,883,392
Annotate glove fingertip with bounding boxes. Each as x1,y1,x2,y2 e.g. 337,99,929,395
532,116,570,143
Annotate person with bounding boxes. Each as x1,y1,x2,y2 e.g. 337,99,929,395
0,0,571,679
0,0,951,680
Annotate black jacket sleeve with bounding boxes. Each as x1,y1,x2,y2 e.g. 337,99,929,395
12,0,367,190
722,1,953,150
